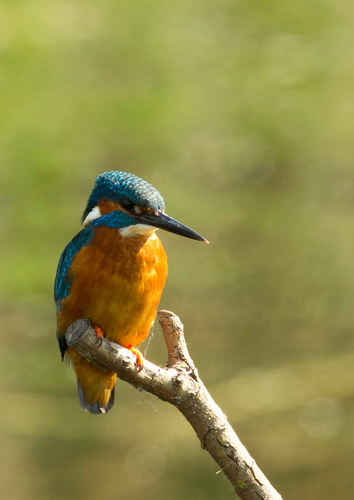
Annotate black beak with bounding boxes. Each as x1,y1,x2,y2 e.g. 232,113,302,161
139,210,208,243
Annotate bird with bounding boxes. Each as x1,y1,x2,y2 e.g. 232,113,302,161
55,171,208,414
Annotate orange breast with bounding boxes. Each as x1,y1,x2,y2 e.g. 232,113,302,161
57,226,168,348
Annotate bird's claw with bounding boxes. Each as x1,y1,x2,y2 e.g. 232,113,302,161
93,325,104,347
128,346,144,372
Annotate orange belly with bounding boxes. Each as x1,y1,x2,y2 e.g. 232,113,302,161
57,226,168,408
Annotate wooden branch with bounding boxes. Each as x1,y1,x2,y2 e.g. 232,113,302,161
65,311,283,500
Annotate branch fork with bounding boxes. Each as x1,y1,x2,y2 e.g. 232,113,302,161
65,310,282,500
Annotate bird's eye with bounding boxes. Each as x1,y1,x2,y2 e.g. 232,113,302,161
120,199,135,211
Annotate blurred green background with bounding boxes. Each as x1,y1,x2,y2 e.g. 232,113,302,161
1,1,354,499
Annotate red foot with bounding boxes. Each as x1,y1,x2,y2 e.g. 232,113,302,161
128,345,144,372
94,325,104,346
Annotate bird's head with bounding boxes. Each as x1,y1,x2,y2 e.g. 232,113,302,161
82,171,208,242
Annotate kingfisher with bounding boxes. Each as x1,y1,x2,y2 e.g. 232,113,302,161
55,171,207,414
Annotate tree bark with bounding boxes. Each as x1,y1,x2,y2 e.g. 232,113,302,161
65,310,283,500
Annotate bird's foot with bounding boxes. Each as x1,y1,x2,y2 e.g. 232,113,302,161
128,345,144,372
93,325,104,346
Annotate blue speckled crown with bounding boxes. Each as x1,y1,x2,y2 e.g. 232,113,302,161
82,171,165,222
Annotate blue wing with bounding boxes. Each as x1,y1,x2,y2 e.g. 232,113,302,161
54,226,94,311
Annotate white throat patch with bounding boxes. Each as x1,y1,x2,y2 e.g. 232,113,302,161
82,206,102,226
119,224,158,238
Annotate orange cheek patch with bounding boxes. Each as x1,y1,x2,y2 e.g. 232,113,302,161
98,200,121,215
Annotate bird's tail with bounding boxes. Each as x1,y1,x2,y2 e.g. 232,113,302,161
78,382,115,414
69,348,117,414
